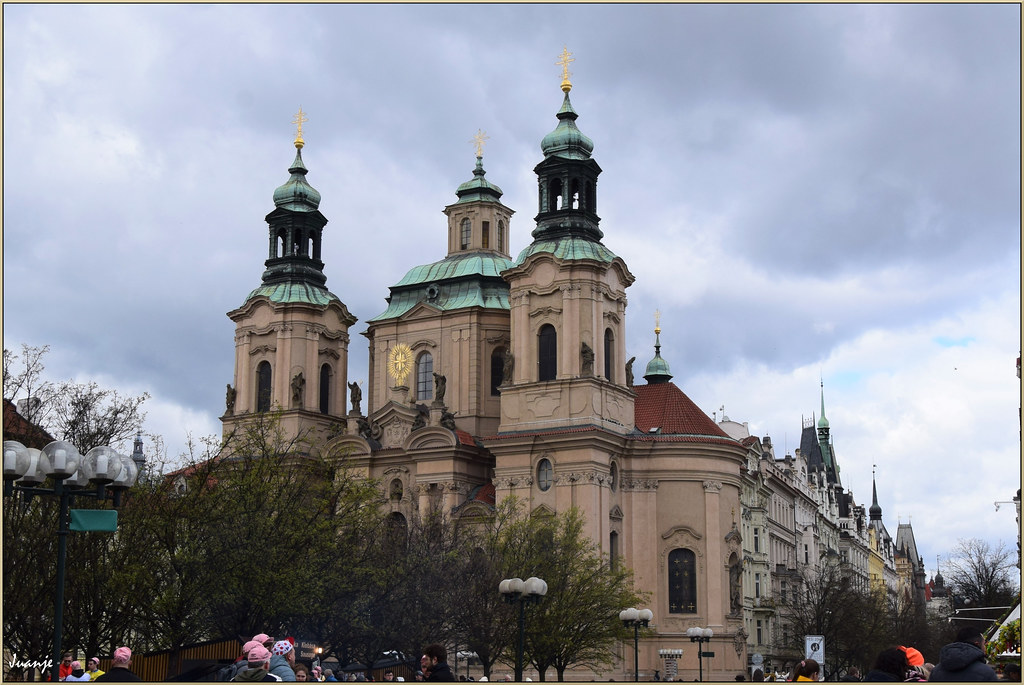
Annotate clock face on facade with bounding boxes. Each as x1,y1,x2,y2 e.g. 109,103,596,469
387,343,413,385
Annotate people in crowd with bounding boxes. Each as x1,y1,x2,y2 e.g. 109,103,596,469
233,645,282,682
323,670,338,682
269,640,298,682
1000,662,1020,681
751,668,764,682
839,666,862,682
221,641,264,681
60,652,75,681
93,647,141,682
293,663,310,681
421,645,455,682
65,661,90,682
254,634,276,650
86,658,105,681
792,659,820,682
863,647,909,681
929,626,999,681
384,672,395,682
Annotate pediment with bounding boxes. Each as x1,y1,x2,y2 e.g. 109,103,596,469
399,301,442,321
369,401,423,450
406,426,457,451
661,525,703,541
609,504,624,521
531,503,557,518
325,434,371,459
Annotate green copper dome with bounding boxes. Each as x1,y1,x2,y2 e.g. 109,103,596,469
273,148,321,212
513,235,618,266
455,157,503,204
244,281,341,307
540,92,594,160
643,329,673,384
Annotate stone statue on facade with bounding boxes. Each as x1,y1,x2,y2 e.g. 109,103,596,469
581,342,594,376
411,409,426,431
440,409,457,431
348,381,362,415
291,372,305,407
225,383,236,415
729,556,743,615
502,344,514,383
625,357,636,386
433,372,447,403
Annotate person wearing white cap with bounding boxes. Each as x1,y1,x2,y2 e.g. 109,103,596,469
268,641,297,682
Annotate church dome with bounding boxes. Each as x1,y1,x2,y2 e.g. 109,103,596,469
643,325,673,384
455,157,503,204
273,148,322,211
540,92,594,161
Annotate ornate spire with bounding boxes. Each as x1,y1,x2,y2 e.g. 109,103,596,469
869,465,883,521
644,310,673,384
454,132,504,205
292,107,308,149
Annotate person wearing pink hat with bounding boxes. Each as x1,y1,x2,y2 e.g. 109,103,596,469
92,647,140,681
220,640,265,681
253,633,276,649
65,661,90,682
268,640,297,681
233,645,282,682
86,657,105,681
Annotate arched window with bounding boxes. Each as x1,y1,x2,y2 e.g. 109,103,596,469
668,548,697,613
390,478,404,502
586,181,596,213
497,221,505,250
604,328,614,380
256,361,272,413
460,218,471,250
538,324,557,381
491,347,505,396
319,364,331,415
570,178,581,209
537,458,553,491
482,220,490,249
610,530,619,570
548,178,563,211
416,352,433,400
610,462,618,492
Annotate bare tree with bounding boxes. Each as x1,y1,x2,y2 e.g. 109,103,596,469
945,538,1019,609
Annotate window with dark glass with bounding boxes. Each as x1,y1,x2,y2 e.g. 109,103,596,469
256,361,272,413
538,324,557,381
604,328,614,379
319,364,331,414
482,220,490,248
668,548,697,613
610,531,619,570
491,348,504,395
497,221,505,249
460,218,471,250
416,352,433,400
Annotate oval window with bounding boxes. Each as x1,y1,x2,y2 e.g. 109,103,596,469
537,458,553,491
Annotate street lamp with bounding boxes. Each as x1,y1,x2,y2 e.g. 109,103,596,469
619,607,653,682
685,627,714,682
4,440,137,683
499,576,547,681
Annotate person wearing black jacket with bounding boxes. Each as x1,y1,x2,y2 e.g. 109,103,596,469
929,627,998,681
421,644,456,682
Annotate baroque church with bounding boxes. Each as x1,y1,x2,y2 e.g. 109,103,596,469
222,56,753,680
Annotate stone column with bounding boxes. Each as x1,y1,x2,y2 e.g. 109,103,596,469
703,480,724,630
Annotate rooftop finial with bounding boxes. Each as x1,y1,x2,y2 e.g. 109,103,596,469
471,129,489,158
654,309,661,335
292,107,308,149
557,45,575,93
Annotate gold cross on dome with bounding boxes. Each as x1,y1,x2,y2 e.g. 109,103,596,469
557,46,575,89
471,129,489,158
292,107,309,148
655,309,661,335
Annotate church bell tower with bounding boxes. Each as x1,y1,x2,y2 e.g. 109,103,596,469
223,110,357,449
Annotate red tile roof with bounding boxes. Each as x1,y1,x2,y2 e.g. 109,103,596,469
633,382,732,439
2,398,54,449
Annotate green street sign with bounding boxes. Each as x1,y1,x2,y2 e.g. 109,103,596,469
701,651,715,658
69,509,118,532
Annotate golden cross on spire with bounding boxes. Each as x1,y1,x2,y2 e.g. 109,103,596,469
557,45,575,92
470,129,489,158
654,309,661,335
292,107,308,149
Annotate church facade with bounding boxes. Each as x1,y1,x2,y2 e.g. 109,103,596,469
220,62,825,680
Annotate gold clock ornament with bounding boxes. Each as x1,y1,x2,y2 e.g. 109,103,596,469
387,343,414,385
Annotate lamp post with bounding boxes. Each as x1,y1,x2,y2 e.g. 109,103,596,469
4,440,137,683
499,576,547,681
619,608,653,682
685,627,714,682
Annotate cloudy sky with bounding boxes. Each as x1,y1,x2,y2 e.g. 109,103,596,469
4,4,1020,579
